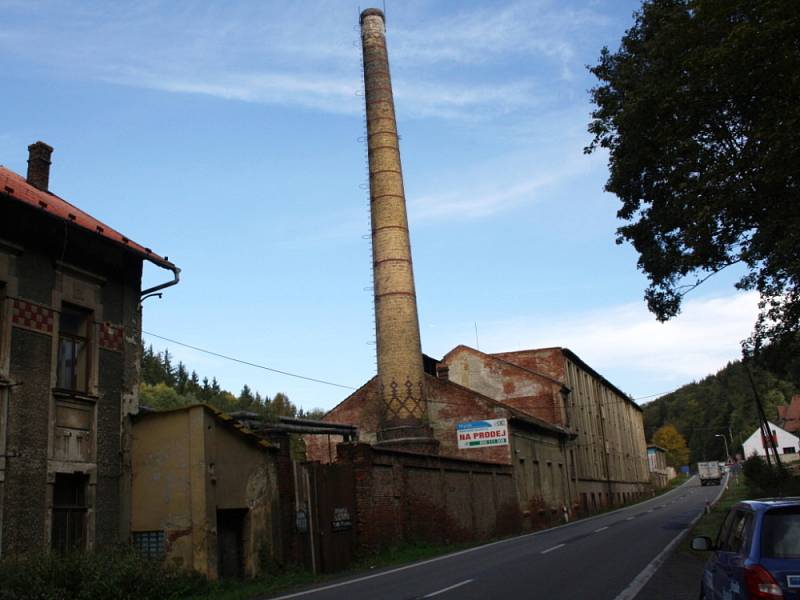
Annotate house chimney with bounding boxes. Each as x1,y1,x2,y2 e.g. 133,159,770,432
360,8,437,453
27,141,53,192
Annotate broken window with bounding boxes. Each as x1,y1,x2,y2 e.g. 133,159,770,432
56,304,91,392
52,473,88,552
132,531,165,560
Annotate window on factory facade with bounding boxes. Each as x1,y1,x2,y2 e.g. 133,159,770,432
56,303,92,392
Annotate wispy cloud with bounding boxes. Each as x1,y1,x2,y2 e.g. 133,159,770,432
0,0,608,118
477,291,760,393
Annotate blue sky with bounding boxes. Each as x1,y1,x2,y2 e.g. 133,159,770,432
0,0,758,412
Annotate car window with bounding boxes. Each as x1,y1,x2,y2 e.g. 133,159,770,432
762,508,800,559
730,512,753,554
719,510,752,552
716,509,738,549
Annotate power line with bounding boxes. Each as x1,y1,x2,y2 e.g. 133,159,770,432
141,331,357,391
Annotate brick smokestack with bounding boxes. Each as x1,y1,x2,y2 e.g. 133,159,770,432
27,141,54,192
360,8,437,452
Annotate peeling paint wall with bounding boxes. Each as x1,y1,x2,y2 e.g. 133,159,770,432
131,406,280,580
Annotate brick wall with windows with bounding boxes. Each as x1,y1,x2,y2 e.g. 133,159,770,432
0,157,165,555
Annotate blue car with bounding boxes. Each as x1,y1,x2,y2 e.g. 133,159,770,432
692,498,800,599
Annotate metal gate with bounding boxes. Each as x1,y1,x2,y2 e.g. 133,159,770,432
306,462,357,573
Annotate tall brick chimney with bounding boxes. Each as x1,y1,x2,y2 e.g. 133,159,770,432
27,141,53,192
360,8,437,453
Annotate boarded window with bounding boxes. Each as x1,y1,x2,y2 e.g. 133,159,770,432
52,473,88,552
133,531,165,560
53,399,93,462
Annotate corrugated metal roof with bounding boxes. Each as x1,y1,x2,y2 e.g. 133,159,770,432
0,166,175,270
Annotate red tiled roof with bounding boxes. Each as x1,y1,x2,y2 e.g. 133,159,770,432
779,395,800,433
0,166,174,270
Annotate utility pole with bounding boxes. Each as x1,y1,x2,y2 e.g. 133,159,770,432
744,358,784,472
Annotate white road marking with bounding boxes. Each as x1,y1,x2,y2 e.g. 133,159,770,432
595,526,609,532
422,579,475,598
626,517,635,521
267,477,701,600
614,473,730,600
541,543,565,554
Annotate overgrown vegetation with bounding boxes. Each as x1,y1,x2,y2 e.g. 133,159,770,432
642,357,798,464
741,455,800,498
140,343,325,420
0,547,208,600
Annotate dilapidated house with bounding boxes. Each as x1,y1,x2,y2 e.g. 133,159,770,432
131,405,283,580
0,142,179,555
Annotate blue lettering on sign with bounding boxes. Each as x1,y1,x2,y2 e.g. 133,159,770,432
457,421,492,431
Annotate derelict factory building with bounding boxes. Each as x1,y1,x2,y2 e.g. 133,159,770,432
307,8,650,521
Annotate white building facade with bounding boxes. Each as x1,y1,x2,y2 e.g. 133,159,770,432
742,422,800,458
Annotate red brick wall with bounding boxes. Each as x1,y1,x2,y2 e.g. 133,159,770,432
493,347,566,382
442,346,565,425
337,443,520,553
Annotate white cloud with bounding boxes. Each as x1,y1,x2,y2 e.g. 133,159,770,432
0,0,606,118
477,291,760,394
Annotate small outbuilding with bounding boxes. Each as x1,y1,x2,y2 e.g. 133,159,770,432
131,404,282,580
742,422,800,459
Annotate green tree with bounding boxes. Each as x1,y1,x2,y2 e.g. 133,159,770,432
586,0,800,349
653,424,691,468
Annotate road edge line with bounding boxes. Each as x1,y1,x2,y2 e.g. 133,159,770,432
613,473,730,600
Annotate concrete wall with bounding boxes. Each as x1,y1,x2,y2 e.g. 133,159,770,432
0,201,142,555
131,406,281,580
337,443,520,552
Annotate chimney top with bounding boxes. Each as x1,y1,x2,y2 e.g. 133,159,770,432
27,141,54,192
360,7,385,25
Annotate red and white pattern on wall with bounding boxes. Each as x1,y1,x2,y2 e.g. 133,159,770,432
99,322,124,352
11,298,55,335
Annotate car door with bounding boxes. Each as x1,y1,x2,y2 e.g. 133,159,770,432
713,509,753,599
707,508,738,599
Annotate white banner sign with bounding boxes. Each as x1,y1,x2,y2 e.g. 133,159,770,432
457,418,509,449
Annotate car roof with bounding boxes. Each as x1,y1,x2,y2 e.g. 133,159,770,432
735,498,800,511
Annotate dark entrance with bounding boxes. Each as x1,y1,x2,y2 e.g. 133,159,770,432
217,509,247,579
52,473,88,552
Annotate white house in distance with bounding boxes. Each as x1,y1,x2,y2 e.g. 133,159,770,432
742,422,800,458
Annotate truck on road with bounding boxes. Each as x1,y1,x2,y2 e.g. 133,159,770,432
697,461,722,486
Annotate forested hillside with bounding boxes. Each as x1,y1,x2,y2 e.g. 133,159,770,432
642,354,799,465
139,343,325,420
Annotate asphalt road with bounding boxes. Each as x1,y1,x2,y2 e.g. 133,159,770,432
268,477,723,600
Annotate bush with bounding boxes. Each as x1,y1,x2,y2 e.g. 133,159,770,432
0,547,208,600
742,455,800,497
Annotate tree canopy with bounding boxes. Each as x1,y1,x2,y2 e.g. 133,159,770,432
642,356,798,463
139,343,326,421
586,0,800,349
652,424,690,468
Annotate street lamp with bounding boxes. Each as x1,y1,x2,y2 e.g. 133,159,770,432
715,434,730,463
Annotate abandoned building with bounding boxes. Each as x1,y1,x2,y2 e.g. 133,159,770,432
305,7,651,532
647,445,669,489
131,405,283,579
0,142,179,555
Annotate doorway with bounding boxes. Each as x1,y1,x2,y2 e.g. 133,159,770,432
217,509,247,579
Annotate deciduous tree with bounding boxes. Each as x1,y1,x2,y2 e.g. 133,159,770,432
653,424,691,468
586,0,800,349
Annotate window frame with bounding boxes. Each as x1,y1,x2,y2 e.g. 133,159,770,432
55,303,92,393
